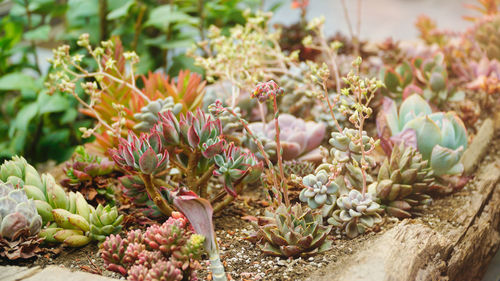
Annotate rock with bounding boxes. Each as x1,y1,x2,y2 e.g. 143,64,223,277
0,266,42,281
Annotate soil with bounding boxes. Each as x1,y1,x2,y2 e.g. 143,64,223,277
2,126,497,281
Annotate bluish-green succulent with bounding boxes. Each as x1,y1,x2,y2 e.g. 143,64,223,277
377,94,468,176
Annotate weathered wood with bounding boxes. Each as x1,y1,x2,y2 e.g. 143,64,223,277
22,265,118,281
461,118,494,176
0,265,42,281
306,127,500,281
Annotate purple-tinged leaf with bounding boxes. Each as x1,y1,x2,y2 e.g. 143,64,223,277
187,125,200,148
139,147,158,174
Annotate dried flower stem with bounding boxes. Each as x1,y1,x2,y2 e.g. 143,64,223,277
271,97,289,207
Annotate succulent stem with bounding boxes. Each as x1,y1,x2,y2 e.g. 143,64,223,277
272,97,289,207
197,165,216,198
209,251,228,281
139,173,173,216
321,80,343,133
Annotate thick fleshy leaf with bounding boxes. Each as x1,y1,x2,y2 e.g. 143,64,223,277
138,147,158,174
403,116,442,159
430,145,463,176
187,125,200,148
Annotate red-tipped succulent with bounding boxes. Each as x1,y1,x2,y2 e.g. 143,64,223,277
110,131,169,175
213,142,264,196
251,80,285,102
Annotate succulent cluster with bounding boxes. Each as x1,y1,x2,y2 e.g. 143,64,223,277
133,97,183,132
474,15,500,61
251,203,332,257
0,182,43,259
1,156,123,247
299,169,339,209
328,190,383,238
377,94,468,177
245,114,326,162
100,212,204,281
61,146,115,206
369,143,434,218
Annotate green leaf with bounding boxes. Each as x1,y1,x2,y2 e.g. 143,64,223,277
107,0,134,20
12,102,39,133
37,92,70,114
0,73,37,91
24,25,51,41
145,5,199,31
383,69,400,93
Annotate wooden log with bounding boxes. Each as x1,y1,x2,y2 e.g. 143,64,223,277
306,120,499,281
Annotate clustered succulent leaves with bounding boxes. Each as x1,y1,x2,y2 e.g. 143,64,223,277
0,182,43,259
369,143,434,218
377,94,468,177
251,203,332,257
100,212,204,281
1,156,123,247
328,190,383,238
299,169,339,209
61,146,115,206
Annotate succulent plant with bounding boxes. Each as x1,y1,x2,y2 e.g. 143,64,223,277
133,97,183,132
89,204,124,241
252,203,332,257
100,212,204,280
61,146,115,206
474,15,500,61
278,62,320,116
299,170,339,209
245,114,326,162
0,182,43,259
1,156,123,247
369,143,434,218
328,189,383,238
377,94,468,176
329,128,375,188
464,57,500,95
119,175,166,219
282,160,316,178
213,142,264,196
110,131,169,175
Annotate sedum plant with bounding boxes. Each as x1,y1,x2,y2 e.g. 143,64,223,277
251,203,332,258
328,189,383,238
0,182,43,259
377,94,468,176
61,146,115,206
369,143,434,218
100,212,204,281
1,156,123,247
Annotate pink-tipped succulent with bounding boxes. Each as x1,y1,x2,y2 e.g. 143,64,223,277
100,212,204,280
213,142,264,196
251,80,285,102
110,131,169,175
246,114,326,162
61,146,115,206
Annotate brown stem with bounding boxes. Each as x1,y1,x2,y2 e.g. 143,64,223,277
272,97,289,207
212,195,234,213
197,165,216,198
99,0,108,42
140,173,174,216
186,150,200,191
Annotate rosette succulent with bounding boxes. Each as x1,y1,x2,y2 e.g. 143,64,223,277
213,143,263,196
252,203,332,257
110,131,169,175
246,114,326,162
377,94,468,176
299,170,339,209
100,212,204,280
328,190,383,238
61,146,115,206
369,143,434,218
0,182,43,259
134,97,183,132
89,204,124,241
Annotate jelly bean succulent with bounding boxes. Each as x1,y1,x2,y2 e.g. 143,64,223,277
0,182,43,259
61,146,115,206
100,212,204,281
251,203,332,257
1,156,123,247
328,190,383,238
377,94,468,176
369,143,434,218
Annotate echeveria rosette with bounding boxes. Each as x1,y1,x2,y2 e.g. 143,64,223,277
328,190,383,238
246,114,326,162
179,109,224,157
377,94,468,176
110,131,169,175
89,204,124,241
213,143,263,197
0,182,43,259
252,203,332,258
299,170,339,209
